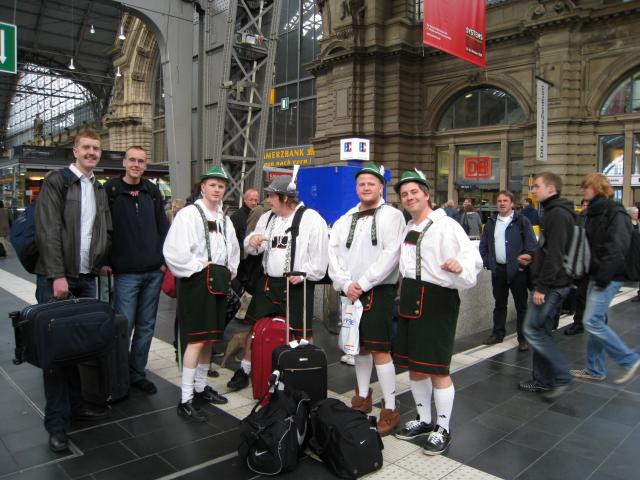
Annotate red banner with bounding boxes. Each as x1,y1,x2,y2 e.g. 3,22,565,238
423,0,486,67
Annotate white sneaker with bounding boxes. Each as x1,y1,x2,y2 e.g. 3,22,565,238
340,354,355,366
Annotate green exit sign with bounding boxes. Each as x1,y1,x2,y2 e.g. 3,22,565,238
280,96,289,110
0,22,17,74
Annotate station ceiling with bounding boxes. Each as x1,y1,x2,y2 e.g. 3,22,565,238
0,0,122,147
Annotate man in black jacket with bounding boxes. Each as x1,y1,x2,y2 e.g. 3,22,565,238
230,188,259,288
35,131,111,452
570,173,640,384
518,172,575,401
103,146,169,394
479,191,537,351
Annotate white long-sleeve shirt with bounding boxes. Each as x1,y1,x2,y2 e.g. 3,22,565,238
328,199,405,294
244,203,329,281
400,208,482,290
163,199,240,279
69,163,96,274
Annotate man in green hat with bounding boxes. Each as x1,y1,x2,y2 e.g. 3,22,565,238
393,169,482,455
164,164,239,421
226,174,329,392
328,162,405,436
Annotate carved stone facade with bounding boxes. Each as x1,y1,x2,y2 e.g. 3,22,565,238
103,15,161,162
310,0,640,205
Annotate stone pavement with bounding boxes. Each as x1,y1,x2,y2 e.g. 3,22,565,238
1,248,640,479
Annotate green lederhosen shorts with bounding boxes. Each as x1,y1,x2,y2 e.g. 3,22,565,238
177,264,228,344
357,284,396,353
245,275,315,338
393,278,460,376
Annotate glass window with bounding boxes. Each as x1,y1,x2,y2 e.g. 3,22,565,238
600,70,640,116
299,99,315,145
438,88,524,131
508,141,524,195
274,107,287,148
599,135,625,179
286,30,299,82
634,133,640,175
456,143,501,186
435,146,449,192
479,89,506,126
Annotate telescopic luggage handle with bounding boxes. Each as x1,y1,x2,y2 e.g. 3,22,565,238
284,271,307,343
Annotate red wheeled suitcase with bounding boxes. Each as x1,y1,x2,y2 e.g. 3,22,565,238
272,272,328,406
251,316,287,401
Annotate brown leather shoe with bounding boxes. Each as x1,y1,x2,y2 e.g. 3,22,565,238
351,387,372,413
377,399,400,437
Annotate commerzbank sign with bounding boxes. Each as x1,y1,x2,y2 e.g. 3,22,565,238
263,145,315,168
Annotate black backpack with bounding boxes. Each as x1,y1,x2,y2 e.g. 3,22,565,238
626,228,640,281
308,398,383,480
10,168,73,273
238,386,310,475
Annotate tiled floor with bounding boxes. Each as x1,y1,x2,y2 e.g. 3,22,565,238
1,249,640,479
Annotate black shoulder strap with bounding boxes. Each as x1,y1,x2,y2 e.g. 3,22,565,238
287,206,307,271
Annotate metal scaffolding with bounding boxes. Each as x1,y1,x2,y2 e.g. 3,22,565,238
202,0,282,205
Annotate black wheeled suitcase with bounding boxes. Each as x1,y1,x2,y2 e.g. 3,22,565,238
272,272,328,406
78,313,130,405
10,298,116,369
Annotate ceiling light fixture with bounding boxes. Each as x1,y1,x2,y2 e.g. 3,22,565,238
68,57,76,70
118,24,126,40
116,66,122,77
90,24,95,34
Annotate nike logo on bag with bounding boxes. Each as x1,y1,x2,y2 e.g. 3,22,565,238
297,423,307,445
360,440,366,445
254,450,268,457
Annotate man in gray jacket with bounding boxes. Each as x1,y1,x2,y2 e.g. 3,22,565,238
35,130,112,452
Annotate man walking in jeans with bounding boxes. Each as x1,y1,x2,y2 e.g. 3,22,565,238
104,146,169,394
35,131,111,452
518,172,575,401
570,173,640,384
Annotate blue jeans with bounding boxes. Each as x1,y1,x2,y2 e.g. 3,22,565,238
523,286,573,388
584,280,640,377
113,270,164,383
36,274,97,434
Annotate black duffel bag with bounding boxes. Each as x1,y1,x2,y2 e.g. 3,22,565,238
10,298,116,369
238,385,310,475
309,398,384,480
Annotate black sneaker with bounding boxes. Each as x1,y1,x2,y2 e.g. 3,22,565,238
177,400,207,422
564,323,584,336
227,368,250,391
194,385,228,405
423,425,451,455
394,419,433,440
518,379,550,392
482,335,503,346
131,378,158,394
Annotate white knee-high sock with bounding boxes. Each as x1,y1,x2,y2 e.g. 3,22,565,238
354,354,373,397
433,384,455,432
241,358,251,375
194,363,209,393
410,378,433,424
375,362,396,408
181,367,197,403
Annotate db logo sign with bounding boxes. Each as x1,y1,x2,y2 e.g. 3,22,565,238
464,157,492,179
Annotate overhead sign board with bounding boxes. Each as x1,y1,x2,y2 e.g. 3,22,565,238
0,22,17,74
340,138,370,161
422,0,486,67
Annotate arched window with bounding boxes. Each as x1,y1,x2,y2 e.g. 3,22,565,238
151,60,166,164
600,69,640,116
7,64,91,147
438,87,524,131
